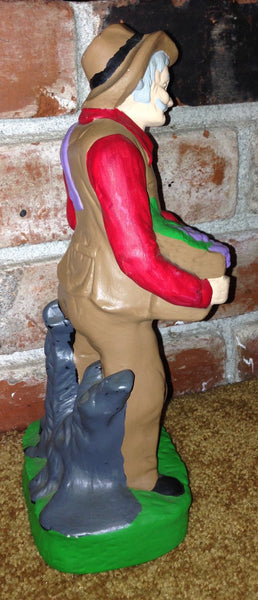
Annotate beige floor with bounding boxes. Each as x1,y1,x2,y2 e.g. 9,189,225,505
0,378,257,600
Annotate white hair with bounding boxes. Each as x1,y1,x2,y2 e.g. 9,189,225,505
132,51,169,104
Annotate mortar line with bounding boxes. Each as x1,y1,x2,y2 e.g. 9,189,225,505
1,102,257,145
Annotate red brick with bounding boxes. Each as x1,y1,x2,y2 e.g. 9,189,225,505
156,128,238,224
216,231,258,319
164,330,227,396
234,321,258,380
0,261,58,354
0,378,46,432
0,0,77,118
0,143,70,247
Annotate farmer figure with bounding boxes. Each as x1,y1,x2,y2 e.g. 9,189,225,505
58,24,230,495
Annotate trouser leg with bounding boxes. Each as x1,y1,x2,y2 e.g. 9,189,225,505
99,318,165,491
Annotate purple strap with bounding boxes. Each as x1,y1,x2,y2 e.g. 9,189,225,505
60,124,83,211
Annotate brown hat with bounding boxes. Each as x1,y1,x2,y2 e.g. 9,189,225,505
82,24,178,109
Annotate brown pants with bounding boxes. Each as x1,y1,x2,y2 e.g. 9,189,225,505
58,286,166,491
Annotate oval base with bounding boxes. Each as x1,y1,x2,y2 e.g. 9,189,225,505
22,423,191,573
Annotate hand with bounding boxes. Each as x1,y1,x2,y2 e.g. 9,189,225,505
208,275,230,305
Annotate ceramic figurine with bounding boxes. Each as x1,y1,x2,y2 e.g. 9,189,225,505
23,24,231,573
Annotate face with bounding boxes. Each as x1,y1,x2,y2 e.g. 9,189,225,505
118,65,173,130
148,66,173,126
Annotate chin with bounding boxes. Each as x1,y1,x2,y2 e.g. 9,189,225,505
144,108,166,128
153,113,166,127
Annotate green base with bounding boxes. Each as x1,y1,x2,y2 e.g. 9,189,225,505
23,423,191,573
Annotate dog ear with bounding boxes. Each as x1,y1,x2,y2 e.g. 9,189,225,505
99,370,135,402
77,360,103,406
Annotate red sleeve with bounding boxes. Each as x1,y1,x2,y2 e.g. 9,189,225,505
87,134,212,309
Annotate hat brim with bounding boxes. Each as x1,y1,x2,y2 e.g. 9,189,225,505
83,30,178,109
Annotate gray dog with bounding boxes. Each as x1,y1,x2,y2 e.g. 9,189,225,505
25,301,141,536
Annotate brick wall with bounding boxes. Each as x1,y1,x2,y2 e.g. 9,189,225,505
0,0,257,431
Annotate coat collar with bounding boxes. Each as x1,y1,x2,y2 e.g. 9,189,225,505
79,108,153,165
